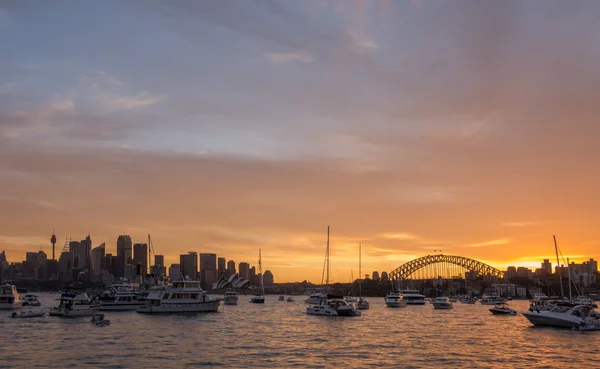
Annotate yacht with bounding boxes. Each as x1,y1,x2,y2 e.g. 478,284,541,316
50,292,98,317
530,293,550,304
385,291,407,308
223,290,239,305
356,297,370,310
355,243,369,310
22,294,41,307
99,291,145,311
306,226,361,317
286,296,294,302
400,289,426,305
521,304,600,329
489,303,517,315
432,296,453,309
250,249,266,304
0,284,22,309
480,294,506,305
305,291,327,304
137,280,220,313
345,296,358,303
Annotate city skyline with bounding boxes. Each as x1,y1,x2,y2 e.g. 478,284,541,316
2,1,600,282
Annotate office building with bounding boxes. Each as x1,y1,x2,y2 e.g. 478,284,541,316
133,243,148,276
180,252,198,280
116,235,132,277
239,262,250,280
263,270,274,285
169,264,181,280
218,257,226,278
541,259,552,276
91,243,106,273
200,253,217,290
372,271,380,281
227,260,236,276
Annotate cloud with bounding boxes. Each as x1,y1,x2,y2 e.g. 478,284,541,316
104,92,165,110
264,51,316,64
79,70,124,89
467,238,512,248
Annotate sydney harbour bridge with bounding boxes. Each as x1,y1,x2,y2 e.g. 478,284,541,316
387,253,504,281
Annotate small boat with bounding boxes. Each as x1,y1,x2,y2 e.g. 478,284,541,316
385,291,407,308
356,297,370,310
223,290,239,305
51,292,99,317
305,291,327,304
91,313,110,326
278,295,285,301
0,284,23,309
286,296,294,302
249,249,266,304
12,310,46,318
480,294,506,305
98,284,144,311
22,294,41,307
489,303,517,315
432,296,453,309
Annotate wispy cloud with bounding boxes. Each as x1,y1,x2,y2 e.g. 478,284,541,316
105,92,165,110
264,51,316,64
79,70,124,89
467,238,512,248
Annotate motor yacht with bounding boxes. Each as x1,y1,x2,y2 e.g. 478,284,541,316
138,280,220,313
305,291,327,304
223,290,239,305
306,295,361,316
489,303,517,315
432,296,453,309
50,292,98,317
356,297,370,310
479,294,506,305
385,291,407,308
400,289,426,305
0,284,22,309
345,296,358,303
22,294,41,307
99,291,145,311
521,304,600,329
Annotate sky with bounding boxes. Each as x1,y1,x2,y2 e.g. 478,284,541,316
1,0,600,283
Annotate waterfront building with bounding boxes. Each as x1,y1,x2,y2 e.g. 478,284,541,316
505,266,517,279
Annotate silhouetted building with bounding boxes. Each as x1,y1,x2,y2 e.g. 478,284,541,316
218,257,226,278
381,271,389,281
180,252,198,280
239,262,250,281
227,260,236,277
116,235,132,278
505,266,518,279
169,264,181,280
91,243,106,274
45,259,59,280
133,243,148,276
263,270,274,285
105,253,115,276
200,253,217,289
541,259,552,276
517,267,532,279
152,255,166,277
26,252,38,264
250,266,256,285
372,271,380,281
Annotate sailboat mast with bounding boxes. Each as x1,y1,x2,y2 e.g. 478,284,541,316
259,248,264,295
326,226,330,290
553,235,564,298
567,257,572,301
359,242,362,298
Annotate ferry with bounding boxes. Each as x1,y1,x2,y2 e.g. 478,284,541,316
400,289,426,305
0,284,22,309
137,279,220,313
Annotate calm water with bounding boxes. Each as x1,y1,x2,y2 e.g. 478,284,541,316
2,294,599,368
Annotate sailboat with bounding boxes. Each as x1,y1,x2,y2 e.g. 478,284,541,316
345,270,358,303
306,226,361,317
250,249,265,304
356,243,370,310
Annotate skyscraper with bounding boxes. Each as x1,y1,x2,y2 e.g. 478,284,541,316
218,257,226,278
180,252,198,280
91,243,106,273
153,255,166,277
116,235,132,278
372,271,380,281
133,243,148,276
250,266,256,285
227,260,236,277
168,264,181,281
263,270,274,285
239,262,250,280
200,253,217,290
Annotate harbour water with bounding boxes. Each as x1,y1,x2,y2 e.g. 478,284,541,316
2,294,599,368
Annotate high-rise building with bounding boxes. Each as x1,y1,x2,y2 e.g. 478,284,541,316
75,235,92,271
116,235,132,278
168,264,181,281
105,253,115,276
227,260,236,277
200,253,217,290
541,259,552,276
516,267,532,279
26,252,39,264
91,243,106,273
372,271,380,281
37,251,47,264
263,270,274,285
381,271,389,282
153,255,166,277
218,257,226,278
180,252,198,280
505,266,518,279
239,262,250,280
133,243,148,276
250,266,256,285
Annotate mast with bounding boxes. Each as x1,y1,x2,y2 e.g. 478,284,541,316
553,235,564,298
259,248,264,295
359,242,362,298
326,226,330,291
567,257,572,301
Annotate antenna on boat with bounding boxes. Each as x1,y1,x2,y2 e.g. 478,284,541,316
553,235,564,299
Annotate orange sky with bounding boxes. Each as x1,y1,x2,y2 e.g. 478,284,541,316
1,1,599,282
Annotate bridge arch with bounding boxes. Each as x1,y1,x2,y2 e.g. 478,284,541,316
388,254,504,280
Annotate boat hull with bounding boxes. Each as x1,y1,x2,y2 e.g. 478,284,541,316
356,302,370,310
306,306,337,316
385,301,407,308
405,300,426,305
433,303,453,309
12,311,45,318
223,296,239,305
521,312,583,328
137,300,220,314
99,303,145,311
0,301,23,309
490,308,516,315
250,297,265,304
61,307,99,317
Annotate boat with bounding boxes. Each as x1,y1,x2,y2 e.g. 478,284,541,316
286,296,294,302
306,226,361,317
400,289,426,305
0,284,22,309
250,249,266,304
345,296,358,303
432,296,453,309
137,279,220,313
91,313,111,326
12,310,46,318
21,294,41,307
99,285,145,311
50,292,99,317
385,291,407,308
480,294,506,305
521,304,600,329
223,290,239,305
355,243,369,310
489,303,517,315
305,290,327,304
278,295,285,301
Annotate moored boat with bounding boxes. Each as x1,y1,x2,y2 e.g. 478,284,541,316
137,280,220,314
432,296,453,309
385,291,407,308
50,292,99,317
223,290,239,305
400,289,426,305
12,310,46,318
0,284,22,310
22,294,41,307
489,303,517,315
521,304,599,329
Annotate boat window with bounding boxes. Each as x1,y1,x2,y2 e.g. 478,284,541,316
191,294,199,299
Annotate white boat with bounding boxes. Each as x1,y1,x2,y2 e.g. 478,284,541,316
249,249,266,304
521,304,600,329
22,294,41,307
286,296,294,302
400,289,426,305
355,243,369,310
305,291,327,304
99,291,145,311
91,313,111,326
489,303,517,315
480,294,506,305
223,290,239,305
306,226,361,317
0,284,22,309
137,279,220,313
432,296,453,309
345,296,358,303
530,293,550,304
12,310,46,318
385,291,407,308
50,292,99,317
